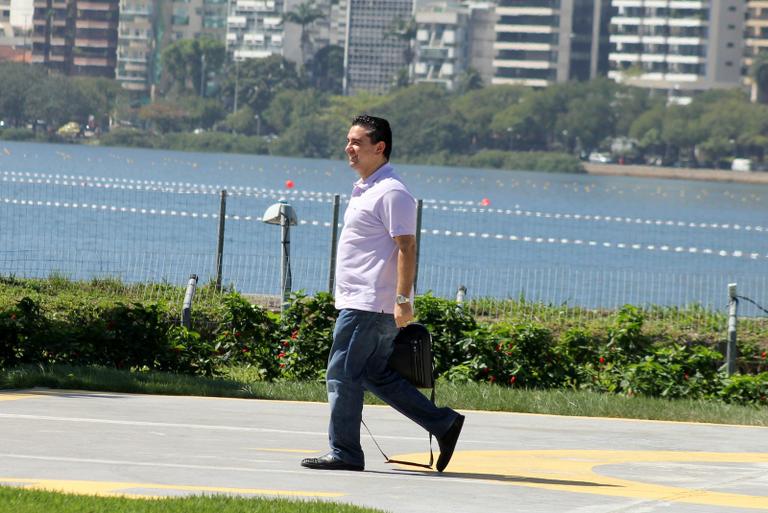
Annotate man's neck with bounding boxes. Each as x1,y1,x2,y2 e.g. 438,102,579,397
357,160,388,181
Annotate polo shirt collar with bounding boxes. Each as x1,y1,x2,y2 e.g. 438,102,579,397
353,163,392,192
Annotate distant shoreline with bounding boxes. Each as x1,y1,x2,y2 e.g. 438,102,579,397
584,162,768,185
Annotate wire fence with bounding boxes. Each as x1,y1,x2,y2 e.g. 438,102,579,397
1,168,768,332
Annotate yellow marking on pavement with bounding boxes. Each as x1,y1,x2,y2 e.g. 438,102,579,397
249,448,321,454
0,393,39,402
393,450,768,510
0,477,345,499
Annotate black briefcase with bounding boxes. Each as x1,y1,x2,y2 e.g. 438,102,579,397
388,323,435,389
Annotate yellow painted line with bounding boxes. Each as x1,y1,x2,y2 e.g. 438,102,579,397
249,448,321,454
0,477,345,499
0,393,39,402
393,450,768,510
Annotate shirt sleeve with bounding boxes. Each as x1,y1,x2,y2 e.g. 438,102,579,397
378,189,417,238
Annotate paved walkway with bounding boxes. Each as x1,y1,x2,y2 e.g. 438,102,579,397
1,389,767,512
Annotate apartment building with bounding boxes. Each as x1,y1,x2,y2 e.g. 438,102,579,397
1,0,11,38
115,0,153,93
31,0,119,77
413,2,469,89
226,0,284,60
343,0,414,95
493,0,610,87
608,0,744,102
744,0,768,100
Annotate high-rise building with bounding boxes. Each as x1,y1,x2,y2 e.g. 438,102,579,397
115,0,154,93
413,2,470,90
744,0,768,99
1,0,11,38
608,0,744,103
226,0,284,60
165,0,227,42
31,0,119,77
493,0,610,87
343,0,414,95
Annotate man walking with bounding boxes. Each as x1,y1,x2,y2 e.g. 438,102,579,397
300,115,464,473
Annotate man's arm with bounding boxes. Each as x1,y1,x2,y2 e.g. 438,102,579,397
393,234,416,327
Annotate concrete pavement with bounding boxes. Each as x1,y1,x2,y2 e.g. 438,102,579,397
1,388,767,512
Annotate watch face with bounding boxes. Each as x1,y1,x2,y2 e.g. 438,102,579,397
396,295,409,304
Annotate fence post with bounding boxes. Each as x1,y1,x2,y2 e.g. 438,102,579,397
726,283,738,376
215,189,227,290
181,274,199,328
456,285,467,308
414,199,423,293
328,194,340,294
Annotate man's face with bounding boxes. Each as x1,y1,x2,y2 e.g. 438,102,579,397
345,124,385,178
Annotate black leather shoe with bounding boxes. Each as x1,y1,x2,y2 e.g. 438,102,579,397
436,414,465,472
301,453,364,471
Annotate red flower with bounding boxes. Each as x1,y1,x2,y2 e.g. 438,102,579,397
495,344,502,352
282,341,290,347
482,367,489,374
762,351,767,359
489,375,496,383
278,352,285,358
10,313,16,320
235,331,242,338
290,330,299,340
509,375,516,384
599,356,605,364
683,373,689,381
242,348,250,354
279,363,286,368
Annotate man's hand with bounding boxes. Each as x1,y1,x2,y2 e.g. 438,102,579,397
394,302,414,328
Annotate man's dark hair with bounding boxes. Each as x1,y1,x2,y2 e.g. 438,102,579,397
351,114,392,160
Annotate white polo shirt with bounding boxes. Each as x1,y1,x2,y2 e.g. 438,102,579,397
334,163,416,314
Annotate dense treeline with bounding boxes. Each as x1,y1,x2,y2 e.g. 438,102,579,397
2,55,768,172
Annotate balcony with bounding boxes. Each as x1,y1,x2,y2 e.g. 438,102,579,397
419,47,449,60
492,58,554,69
75,38,112,48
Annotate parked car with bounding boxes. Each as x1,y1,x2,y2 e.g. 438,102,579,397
588,152,613,164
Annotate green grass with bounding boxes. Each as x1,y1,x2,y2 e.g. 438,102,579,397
0,486,385,513
3,364,767,427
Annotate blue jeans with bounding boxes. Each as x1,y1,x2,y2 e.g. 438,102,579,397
326,308,458,467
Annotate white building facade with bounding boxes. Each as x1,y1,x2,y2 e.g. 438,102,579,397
226,0,284,60
343,0,414,95
608,0,745,102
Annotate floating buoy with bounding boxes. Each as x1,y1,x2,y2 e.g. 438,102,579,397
285,179,295,189
480,198,490,207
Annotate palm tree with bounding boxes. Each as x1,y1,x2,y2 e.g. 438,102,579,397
750,52,768,104
282,1,325,68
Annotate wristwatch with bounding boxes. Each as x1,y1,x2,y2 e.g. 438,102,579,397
395,294,410,305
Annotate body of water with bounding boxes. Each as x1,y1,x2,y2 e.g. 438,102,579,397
1,141,767,312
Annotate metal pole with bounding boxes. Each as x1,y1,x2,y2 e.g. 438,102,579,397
328,194,340,294
726,283,738,376
215,190,227,290
181,274,198,328
456,285,467,308
414,198,423,293
280,203,292,313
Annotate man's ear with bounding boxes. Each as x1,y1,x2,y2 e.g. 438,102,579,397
375,141,385,155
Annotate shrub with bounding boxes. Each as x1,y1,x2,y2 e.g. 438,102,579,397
414,294,477,375
619,345,724,399
719,373,768,406
276,291,337,380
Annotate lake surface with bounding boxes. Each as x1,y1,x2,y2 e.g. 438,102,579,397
1,140,767,312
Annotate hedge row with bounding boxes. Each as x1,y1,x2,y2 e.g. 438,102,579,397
1,277,766,406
